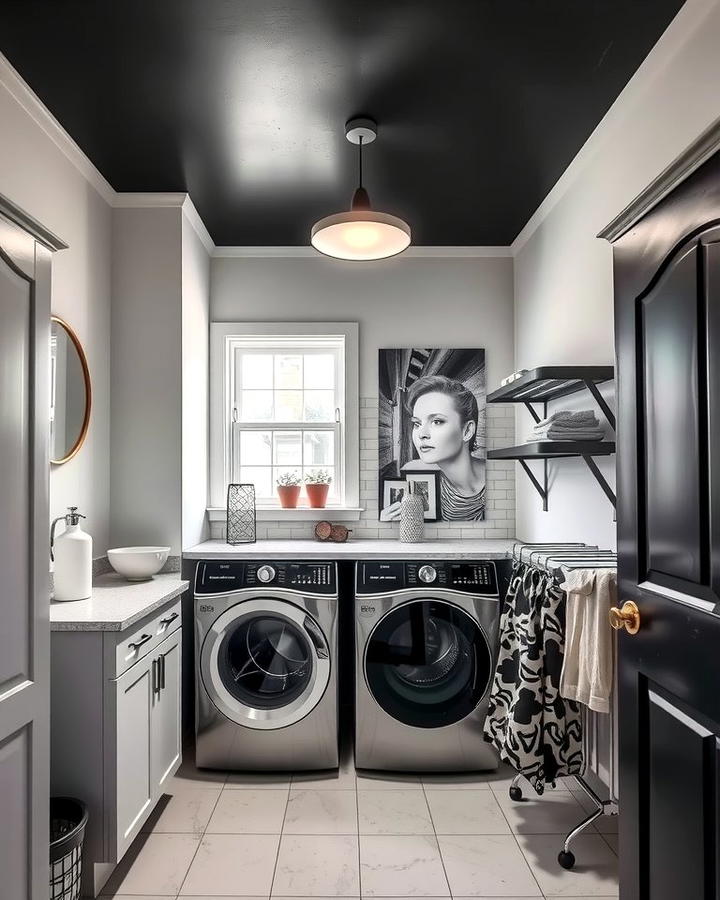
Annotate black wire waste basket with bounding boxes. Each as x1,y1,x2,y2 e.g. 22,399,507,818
50,797,88,900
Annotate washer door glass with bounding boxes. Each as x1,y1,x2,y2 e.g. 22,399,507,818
365,600,492,728
218,614,311,709
200,597,331,730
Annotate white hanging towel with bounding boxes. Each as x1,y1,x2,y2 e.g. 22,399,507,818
559,568,617,713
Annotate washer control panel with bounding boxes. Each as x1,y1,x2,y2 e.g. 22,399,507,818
357,560,498,595
195,560,336,595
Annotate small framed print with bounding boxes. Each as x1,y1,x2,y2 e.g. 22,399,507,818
405,471,440,521
381,478,408,512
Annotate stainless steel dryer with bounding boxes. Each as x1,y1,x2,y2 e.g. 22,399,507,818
355,560,500,771
195,560,338,770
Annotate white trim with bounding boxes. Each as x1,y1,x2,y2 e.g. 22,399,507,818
113,192,187,208
207,506,364,522
213,245,512,258
511,0,713,255
181,196,215,255
210,322,360,511
0,51,115,203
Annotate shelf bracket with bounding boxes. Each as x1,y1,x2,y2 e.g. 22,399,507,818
581,454,617,509
583,380,616,431
524,402,542,425
519,459,548,512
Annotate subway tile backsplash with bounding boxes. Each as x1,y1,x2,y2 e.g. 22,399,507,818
209,398,516,541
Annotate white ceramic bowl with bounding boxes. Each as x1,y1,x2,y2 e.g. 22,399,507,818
107,546,171,581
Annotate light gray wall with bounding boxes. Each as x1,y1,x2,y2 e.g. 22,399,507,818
110,207,183,553
0,69,112,554
512,0,720,549
211,254,516,540
181,215,211,549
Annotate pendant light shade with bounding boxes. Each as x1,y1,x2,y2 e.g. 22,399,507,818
311,210,411,260
311,118,411,261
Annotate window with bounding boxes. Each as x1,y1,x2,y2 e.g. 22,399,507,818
211,323,359,511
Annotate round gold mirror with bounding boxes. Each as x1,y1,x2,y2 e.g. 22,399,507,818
50,315,91,465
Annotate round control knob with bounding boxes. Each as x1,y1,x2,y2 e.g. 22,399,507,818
257,565,276,584
418,565,437,584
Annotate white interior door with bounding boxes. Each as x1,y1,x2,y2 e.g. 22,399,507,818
0,209,52,899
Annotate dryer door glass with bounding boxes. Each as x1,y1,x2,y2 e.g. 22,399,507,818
218,614,313,710
365,600,492,728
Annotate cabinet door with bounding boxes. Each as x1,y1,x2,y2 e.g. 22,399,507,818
151,629,182,796
113,653,153,860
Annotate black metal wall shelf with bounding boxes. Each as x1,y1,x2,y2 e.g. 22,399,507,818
487,366,616,511
487,366,615,429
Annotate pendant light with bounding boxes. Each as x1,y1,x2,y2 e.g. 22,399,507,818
311,118,411,261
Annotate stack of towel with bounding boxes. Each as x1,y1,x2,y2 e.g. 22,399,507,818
528,410,605,442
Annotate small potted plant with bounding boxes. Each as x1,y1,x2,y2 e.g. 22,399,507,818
304,470,332,508
276,472,301,508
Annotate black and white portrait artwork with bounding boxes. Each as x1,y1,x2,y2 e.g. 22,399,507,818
378,348,486,522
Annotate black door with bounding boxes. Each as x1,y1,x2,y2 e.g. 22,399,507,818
609,144,720,899
365,600,492,728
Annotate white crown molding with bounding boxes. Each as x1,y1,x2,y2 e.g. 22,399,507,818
511,0,714,256
113,193,215,254
181,196,215,255
213,245,512,258
112,192,187,208
0,51,115,203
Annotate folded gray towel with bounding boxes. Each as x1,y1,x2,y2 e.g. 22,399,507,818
527,430,605,442
534,410,599,429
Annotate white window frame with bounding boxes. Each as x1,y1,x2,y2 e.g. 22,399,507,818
210,322,359,517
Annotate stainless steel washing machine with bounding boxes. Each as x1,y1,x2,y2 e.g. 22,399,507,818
355,560,500,771
195,560,339,770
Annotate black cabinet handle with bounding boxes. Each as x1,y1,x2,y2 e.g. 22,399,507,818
159,612,179,629
128,633,152,653
160,654,166,690
152,658,159,694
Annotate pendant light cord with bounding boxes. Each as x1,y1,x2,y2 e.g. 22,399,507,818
358,135,363,189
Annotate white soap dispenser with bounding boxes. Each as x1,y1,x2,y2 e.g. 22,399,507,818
51,507,92,602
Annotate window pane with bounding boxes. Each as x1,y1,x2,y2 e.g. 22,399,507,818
275,355,302,389
304,354,334,389
241,390,273,421
303,431,334,467
239,466,272,498
304,390,335,421
241,354,273,389
274,431,302,465
240,431,272,466
275,390,303,421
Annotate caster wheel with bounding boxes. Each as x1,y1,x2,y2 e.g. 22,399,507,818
509,785,523,802
558,850,575,870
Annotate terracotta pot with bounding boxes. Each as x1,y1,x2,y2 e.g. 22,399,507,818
277,484,301,508
305,483,330,508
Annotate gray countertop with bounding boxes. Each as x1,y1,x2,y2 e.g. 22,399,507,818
183,538,516,560
50,573,188,632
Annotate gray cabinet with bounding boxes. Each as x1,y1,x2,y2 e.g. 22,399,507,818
52,597,183,896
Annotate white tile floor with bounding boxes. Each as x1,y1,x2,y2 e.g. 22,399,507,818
101,748,618,899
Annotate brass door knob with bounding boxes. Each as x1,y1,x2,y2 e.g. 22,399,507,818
609,600,641,635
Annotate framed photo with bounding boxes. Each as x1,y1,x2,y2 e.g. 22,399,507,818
381,478,407,511
378,347,487,522
405,471,440,521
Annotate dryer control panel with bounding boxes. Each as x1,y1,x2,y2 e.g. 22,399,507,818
195,560,336,595
356,560,498,596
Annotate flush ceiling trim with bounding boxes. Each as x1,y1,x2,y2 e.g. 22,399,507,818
213,245,512,258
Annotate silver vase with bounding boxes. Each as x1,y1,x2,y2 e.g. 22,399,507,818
399,488,425,543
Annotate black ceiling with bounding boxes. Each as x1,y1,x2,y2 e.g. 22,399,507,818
2,1,683,246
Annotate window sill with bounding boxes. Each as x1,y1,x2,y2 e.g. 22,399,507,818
207,506,365,522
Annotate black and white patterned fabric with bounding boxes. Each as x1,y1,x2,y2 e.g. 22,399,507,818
483,562,584,794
